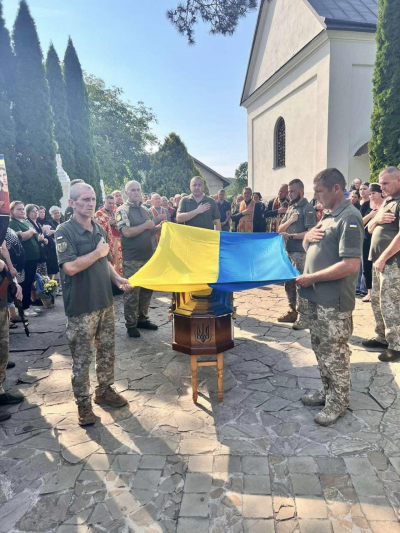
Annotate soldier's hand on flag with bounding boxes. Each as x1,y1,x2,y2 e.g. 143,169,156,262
295,274,315,287
117,277,133,291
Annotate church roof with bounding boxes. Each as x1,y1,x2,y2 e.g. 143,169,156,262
241,0,377,105
308,0,377,30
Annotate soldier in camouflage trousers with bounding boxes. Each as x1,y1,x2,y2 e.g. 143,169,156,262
297,168,364,426
370,264,400,352
308,302,353,412
123,260,153,330
66,305,116,404
56,183,132,426
363,168,400,362
284,251,308,324
116,180,162,338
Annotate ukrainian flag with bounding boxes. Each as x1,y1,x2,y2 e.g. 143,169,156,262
128,222,299,292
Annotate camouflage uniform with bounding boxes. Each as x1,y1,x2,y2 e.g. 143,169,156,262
285,251,308,320
66,305,115,404
116,201,155,330
371,263,400,351
123,260,153,329
308,301,353,411
0,308,9,393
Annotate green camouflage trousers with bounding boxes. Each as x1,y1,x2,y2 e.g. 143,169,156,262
308,301,353,411
0,308,9,393
371,262,400,351
66,305,115,404
285,251,308,320
123,260,153,329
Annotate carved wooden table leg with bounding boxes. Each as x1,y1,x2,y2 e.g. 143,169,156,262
190,355,198,403
217,352,224,403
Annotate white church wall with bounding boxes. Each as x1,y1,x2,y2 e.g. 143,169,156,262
245,38,330,201
327,32,376,185
248,0,324,96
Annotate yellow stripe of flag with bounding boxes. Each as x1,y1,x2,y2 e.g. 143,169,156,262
128,222,220,292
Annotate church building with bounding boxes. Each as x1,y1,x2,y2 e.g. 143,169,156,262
241,0,378,198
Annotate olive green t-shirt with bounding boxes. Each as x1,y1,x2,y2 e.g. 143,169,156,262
369,194,400,265
300,200,364,312
9,218,40,261
177,194,220,230
55,218,113,317
280,198,317,252
116,202,154,261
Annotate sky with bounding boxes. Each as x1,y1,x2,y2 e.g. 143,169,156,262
2,0,259,178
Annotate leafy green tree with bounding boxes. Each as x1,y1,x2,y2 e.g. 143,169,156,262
0,2,21,200
369,0,400,181
145,133,206,197
226,161,248,196
85,74,157,192
12,0,61,206
46,43,76,179
167,0,257,44
64,38,101,199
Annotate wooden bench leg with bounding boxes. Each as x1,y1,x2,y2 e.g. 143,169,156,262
217,353,224,403
191,355,198,403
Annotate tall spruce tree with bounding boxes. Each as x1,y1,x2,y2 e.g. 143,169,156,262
145,133,206,197
369,0,400,181
64,38,100,199
46,43,76,179
12,1,61,206
0,1,21,200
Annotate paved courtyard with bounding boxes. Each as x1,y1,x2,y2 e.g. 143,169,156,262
1,285,400,532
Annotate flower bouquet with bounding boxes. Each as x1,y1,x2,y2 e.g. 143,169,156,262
34,275,58,308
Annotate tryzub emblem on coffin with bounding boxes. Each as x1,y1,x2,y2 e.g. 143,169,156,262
196,324,210,343
192,319,214,346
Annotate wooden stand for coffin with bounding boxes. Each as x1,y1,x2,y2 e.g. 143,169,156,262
171,290,234,403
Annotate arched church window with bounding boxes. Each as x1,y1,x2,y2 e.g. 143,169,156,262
275,117,286,168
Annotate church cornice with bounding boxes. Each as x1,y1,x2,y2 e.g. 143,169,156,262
241,30,328,108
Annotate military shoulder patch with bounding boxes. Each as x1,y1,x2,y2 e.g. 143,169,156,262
57,241,68,253
349,223,358,228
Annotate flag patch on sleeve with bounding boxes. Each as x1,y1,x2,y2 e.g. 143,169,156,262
349,223,358,228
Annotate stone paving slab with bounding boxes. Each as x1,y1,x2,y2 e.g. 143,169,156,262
1,287,400,531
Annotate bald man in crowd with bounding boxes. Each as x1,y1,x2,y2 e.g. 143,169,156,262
177,176,221,230
116,180,165,338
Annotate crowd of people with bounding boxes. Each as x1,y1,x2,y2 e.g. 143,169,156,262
0,167,399,428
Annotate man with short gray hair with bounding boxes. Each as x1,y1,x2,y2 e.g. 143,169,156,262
116,180,164,338
362,166,400,362
56,183,132,426
297,168,363,425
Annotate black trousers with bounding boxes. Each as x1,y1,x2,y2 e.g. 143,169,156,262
362,238,373,290
21,259,38,310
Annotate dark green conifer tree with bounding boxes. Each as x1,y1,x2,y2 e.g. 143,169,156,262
64,38,101,199
369,0,400,181
145,133,206,197
0,1,21,200
12,0,61,206
46,43,76,179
